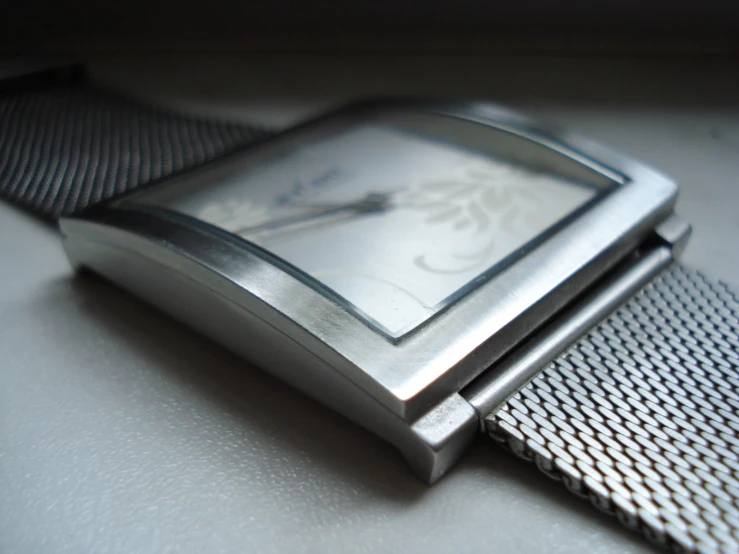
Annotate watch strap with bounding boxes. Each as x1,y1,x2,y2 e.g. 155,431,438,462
0,80,270,220
487,264,739,552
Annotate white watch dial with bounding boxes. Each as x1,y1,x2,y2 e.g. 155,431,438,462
135,123,603,337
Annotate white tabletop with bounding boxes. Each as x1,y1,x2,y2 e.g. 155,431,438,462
2,55,738,553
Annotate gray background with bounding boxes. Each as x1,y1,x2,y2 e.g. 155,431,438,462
1,55,738,553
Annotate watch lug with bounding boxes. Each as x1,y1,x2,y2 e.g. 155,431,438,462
654,213,692,259
405,394,478,484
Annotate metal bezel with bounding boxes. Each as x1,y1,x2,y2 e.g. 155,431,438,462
60,100,678,422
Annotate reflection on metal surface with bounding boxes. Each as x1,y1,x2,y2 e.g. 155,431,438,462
486,265,739,553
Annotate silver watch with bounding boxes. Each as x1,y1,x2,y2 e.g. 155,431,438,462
60,100,739,553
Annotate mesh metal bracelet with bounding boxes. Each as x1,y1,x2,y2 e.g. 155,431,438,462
488,264,739,553
0,79,270,219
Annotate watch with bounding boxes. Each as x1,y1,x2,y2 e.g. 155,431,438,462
3,71,738,553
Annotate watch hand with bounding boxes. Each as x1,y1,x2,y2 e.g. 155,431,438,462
281,192,394,213
234,192,394,236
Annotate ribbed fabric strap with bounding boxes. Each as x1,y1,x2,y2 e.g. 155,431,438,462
487,265,739,553
0,83,271,219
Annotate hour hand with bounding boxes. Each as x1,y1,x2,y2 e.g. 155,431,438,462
234,191,395,237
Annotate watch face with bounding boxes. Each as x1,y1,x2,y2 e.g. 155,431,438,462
130,116,614,339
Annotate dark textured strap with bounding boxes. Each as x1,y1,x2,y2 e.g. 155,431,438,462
0,83,271,219
486,265,739,552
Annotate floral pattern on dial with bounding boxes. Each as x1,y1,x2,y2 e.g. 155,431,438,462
402,161,566,274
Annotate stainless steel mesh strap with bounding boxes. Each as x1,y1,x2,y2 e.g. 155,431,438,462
486,265,739,552
0,83,270,220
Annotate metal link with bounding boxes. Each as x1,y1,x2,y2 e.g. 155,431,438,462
486,264,739,553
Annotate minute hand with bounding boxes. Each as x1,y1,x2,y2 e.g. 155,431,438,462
233,192,393,237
